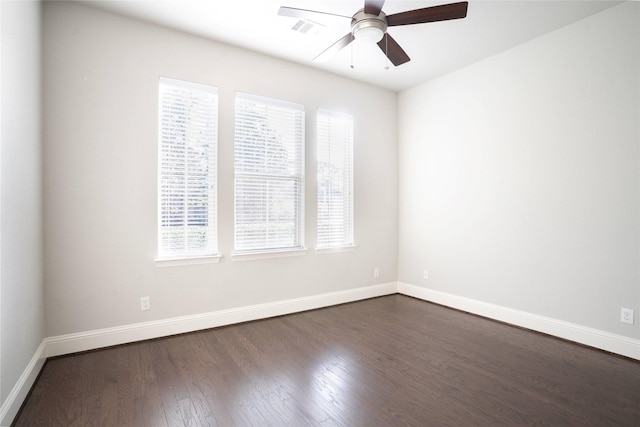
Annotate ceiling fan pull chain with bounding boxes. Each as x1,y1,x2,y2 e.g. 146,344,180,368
350,40,355,69
384,34,389,70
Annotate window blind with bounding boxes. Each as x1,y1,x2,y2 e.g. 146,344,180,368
234,93,305,253
317,109,354,249
158,77,218,259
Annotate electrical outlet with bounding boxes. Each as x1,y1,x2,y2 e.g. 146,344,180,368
140,296,151,311
620,308,634,324
423,270,429,280
373,267,379,278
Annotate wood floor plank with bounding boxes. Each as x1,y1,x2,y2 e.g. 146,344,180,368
13,295,640,426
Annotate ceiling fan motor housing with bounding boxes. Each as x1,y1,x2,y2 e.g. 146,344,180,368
279,1,468,66
351,9,387,42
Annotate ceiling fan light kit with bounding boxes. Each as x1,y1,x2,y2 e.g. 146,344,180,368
279,0,468,68
352,9,387,43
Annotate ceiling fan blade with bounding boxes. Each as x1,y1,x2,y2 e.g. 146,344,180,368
386,1,468,27
314,33,354,62
278,6,351,23
364,0,385,15
377,33,410,66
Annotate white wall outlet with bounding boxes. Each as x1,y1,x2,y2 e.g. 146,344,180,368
140,296,151,311
373,267,379,278
620,307,634,324
423,269,429,280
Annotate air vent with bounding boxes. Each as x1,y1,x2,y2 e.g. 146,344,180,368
291,19,324,36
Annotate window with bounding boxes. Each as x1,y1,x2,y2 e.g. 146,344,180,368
317,109,354,249
234,93,305,254
157,77,218,260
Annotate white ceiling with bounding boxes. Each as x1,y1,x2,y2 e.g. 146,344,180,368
77,0,621,92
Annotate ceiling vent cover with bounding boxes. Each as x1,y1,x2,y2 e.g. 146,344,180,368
292,19,323,35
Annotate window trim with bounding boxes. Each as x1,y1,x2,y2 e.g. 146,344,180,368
157,77,219,262
316,108,355,250
315,245,357,255
155,255,222,267
233,92,306,256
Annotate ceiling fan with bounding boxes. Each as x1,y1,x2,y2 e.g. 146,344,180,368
278,0,469,66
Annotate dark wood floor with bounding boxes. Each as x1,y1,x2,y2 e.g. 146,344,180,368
13,295,640,426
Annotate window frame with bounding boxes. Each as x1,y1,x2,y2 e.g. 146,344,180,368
156,77,220,264
233,92,306,259
316,109,355,251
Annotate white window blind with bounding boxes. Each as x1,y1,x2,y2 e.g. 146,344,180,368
317,109,354,249
158,77,218,259
234,93,305,253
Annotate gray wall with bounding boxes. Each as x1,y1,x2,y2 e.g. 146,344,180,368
0,0,45,406
398,2,640,340
42,2,398,337
3,0,638,420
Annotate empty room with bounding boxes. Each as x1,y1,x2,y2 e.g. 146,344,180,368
1,0,639,425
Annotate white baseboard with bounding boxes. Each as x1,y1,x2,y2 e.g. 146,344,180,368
397,282,640,361
0,282,394,426
4,281,637,426
0,340,47,427
45,282,397,358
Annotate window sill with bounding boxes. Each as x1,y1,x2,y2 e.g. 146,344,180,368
315,245,357,254
231,248,308,262
155,255,222,267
